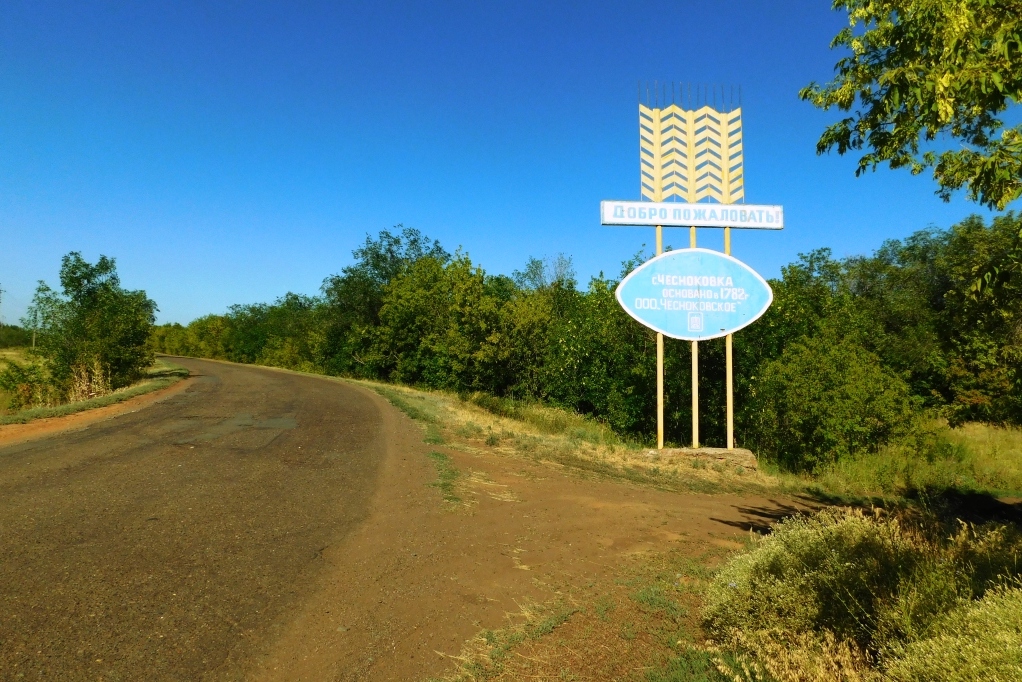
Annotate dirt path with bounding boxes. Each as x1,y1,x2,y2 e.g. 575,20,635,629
248,385,807,681
0,358,808,681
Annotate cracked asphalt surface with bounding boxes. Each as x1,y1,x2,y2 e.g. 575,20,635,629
0,358,386,681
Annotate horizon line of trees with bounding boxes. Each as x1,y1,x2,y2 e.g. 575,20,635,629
151,215,1022,471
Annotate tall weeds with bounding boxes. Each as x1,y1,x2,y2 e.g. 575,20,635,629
704,508,1022,681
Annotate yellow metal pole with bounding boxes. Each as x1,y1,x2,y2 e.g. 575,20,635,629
656,225,664,450
726,335,733,449
725,226,734,449
691,340,699,448
690,225,698,448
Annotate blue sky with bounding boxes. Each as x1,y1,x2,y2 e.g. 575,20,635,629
0,0,1005,324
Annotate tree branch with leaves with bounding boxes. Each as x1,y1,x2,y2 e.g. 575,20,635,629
801,0,1022,210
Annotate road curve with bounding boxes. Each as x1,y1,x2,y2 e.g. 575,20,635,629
0,358,387,681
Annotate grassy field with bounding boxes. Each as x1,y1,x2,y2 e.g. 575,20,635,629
0,353,189,424
798,421,1022,500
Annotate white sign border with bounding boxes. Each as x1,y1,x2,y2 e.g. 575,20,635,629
615,247,775,342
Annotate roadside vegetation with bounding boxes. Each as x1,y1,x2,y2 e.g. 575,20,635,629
0,252,173,422
151,215,1022,485
364,379,775,496
361,378,1022,681
147,215,1022,678
0,324,32,349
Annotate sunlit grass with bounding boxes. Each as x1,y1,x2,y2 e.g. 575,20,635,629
355,379,777,495
805,422,1022,498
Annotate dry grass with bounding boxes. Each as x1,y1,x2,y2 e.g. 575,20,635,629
357,379,779,496
706,629,870,682
0,357,188,424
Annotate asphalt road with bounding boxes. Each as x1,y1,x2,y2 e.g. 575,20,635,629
0,358,387,681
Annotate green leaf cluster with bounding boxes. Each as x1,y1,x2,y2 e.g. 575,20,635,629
802,0,1022,210
23,252,157,401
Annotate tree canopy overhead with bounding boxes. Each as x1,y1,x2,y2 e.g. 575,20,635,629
801,0,1022,210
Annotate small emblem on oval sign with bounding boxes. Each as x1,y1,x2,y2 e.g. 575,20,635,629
616,248,773,341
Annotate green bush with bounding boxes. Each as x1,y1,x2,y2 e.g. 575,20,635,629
29,252,156,400
751,334,918,471
884,585,1022,682
0,359,56,409
0,325,32,348
702,508,1022,655
151,215,1022,452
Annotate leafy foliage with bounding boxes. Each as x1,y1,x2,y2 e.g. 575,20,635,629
802,0,1022,210
27,252,157,400
0,358,56,409
0,324,32,348
750,334,918,471
152,216,1022,470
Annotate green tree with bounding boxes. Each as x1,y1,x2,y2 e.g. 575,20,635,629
320,226,449,376
28,252,157,399
750,333,918,471
802,0,1022,210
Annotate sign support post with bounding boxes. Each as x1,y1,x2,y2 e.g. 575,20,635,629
689,225,698,448
724,226,734,449
651,107,665,450
656,225,664,449
610,89,781,453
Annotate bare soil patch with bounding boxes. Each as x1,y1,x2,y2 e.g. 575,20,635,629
248,382,812,681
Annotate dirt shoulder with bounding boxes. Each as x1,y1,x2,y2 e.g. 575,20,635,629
0,375,193,448
248,380,814,681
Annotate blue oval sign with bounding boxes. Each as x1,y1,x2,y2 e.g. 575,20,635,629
616,248,773,341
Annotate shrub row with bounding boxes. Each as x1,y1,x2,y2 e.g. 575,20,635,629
151,214,1022,471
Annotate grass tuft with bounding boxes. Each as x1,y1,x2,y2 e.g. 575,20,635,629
427,451,461,504
703,507,1022,681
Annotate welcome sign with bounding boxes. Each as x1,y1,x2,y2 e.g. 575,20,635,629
601,200,783,229
616,248,773,341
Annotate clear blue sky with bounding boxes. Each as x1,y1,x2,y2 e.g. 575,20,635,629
0,0,1004,325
